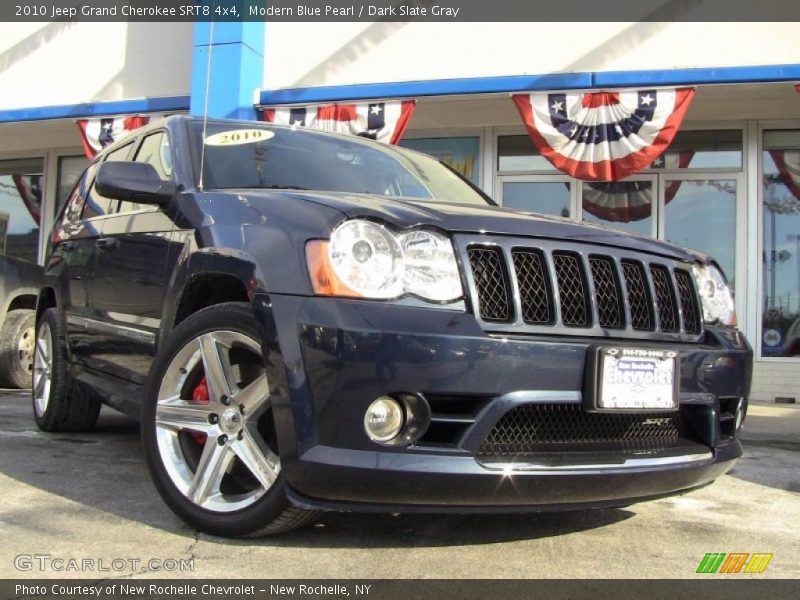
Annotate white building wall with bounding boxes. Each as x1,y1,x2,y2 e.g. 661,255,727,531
263,22,800,90
751,363,800,402
0,22,193,110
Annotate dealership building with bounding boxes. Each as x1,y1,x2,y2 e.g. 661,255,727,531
0,20,798,399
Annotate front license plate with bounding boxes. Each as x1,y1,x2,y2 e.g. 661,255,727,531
598,347,678,410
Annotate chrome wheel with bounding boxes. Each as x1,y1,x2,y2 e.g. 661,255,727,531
32,321,53,416
18,324,35,379
155,331,279,513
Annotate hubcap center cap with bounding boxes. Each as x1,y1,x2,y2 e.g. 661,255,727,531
220,408,241,433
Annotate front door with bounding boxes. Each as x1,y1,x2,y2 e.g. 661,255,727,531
89,130,177,384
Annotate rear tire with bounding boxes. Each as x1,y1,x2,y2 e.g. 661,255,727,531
32,308,101,432
0,309,36,389
141,302,320,537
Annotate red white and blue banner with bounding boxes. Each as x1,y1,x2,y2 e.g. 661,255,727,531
512,88,695,181
770,150,800,201
262,100,416,145
76,116,151,158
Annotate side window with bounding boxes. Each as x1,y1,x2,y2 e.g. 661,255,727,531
117,132,172,214
84,142,134,218
135,131,173,180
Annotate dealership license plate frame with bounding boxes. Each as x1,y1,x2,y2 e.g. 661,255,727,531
584,346,680,413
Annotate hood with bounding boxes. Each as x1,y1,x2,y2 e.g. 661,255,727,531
233,190,700,262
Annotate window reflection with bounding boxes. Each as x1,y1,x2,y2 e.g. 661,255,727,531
503,181,571,218
582,180,653,237
0,158,44,263
763,130,800,357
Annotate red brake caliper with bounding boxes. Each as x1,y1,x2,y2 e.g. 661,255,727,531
190,376,210,445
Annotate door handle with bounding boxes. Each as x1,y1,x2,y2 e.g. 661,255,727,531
60,241,77,252
96,238,119,251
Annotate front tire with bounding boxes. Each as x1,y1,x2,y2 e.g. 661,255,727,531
141,302,319,537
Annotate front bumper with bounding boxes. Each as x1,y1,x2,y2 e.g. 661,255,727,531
253,293,751,512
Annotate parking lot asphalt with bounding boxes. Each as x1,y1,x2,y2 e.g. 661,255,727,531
0,388,798,579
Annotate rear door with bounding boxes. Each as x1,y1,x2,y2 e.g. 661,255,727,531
90,131,177,384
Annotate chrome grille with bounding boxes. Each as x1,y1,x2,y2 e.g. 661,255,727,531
463,238,703,340
622,261,654,331
675,270,702,334
552,253,591,327
467,247,511,322
589,256,624,329
651,265,680,332
512,250,552,324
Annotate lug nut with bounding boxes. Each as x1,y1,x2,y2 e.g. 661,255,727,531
237,430,244,440
208,414,218,424
220,395,230,405
239,404,246,415
217,434,228,446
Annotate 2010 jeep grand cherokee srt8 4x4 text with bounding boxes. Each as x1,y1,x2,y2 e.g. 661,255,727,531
34,116,751,537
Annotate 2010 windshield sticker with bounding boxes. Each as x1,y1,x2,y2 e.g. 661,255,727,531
204,129,274,146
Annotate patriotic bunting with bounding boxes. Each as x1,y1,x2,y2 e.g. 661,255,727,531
262,100,416,145
512,88,695,181
770,150,800,201
582,151,694,222
11,174,42,225
76,116,151,158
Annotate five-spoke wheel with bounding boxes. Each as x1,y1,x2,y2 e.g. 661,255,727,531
142,302,318,536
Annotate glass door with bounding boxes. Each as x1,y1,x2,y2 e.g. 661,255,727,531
498,174,574,219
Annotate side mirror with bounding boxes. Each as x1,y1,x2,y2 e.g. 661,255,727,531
95,161,176,205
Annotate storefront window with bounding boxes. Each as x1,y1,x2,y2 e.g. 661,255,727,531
56,155,89,213
497,135,556,172
0,158,44,263
400,136,480,185
665,179,737,289
762,130,800,358
502,181,571,217
650,130,742,170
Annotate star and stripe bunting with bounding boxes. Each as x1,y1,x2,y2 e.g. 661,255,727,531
11,174,42,225
582,151,694,222
76,116,151,158
261,100,416,145
770,149,800,202
512,88,696,181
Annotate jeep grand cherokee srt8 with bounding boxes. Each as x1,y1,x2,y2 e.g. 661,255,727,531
33,116,751,536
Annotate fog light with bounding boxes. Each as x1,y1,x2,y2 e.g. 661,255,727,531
364,396,404,442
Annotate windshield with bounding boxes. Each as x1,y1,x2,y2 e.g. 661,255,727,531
192,122,492,206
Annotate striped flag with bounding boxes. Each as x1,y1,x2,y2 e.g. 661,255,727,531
513,88,695,181
76,116,151,158
262,100,416,144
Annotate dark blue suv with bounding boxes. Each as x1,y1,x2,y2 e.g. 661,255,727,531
34,116,751,536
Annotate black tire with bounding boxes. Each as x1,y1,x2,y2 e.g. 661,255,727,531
141,302,320,537
0,309,36,389
32,308,101,432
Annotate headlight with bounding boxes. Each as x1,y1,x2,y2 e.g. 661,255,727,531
692,263,736,326
306,220,463,302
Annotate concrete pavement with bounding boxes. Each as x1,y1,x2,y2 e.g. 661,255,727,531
0,389,798,579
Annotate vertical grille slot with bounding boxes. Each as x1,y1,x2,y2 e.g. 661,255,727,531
622,261,654,331
552,253,591,327
467,247,512,322
651,265,679,333
675,269,702,334
589,256,625,329
512,249,553,325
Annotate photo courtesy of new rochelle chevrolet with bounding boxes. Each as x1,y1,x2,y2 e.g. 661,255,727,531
0,15,796,537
